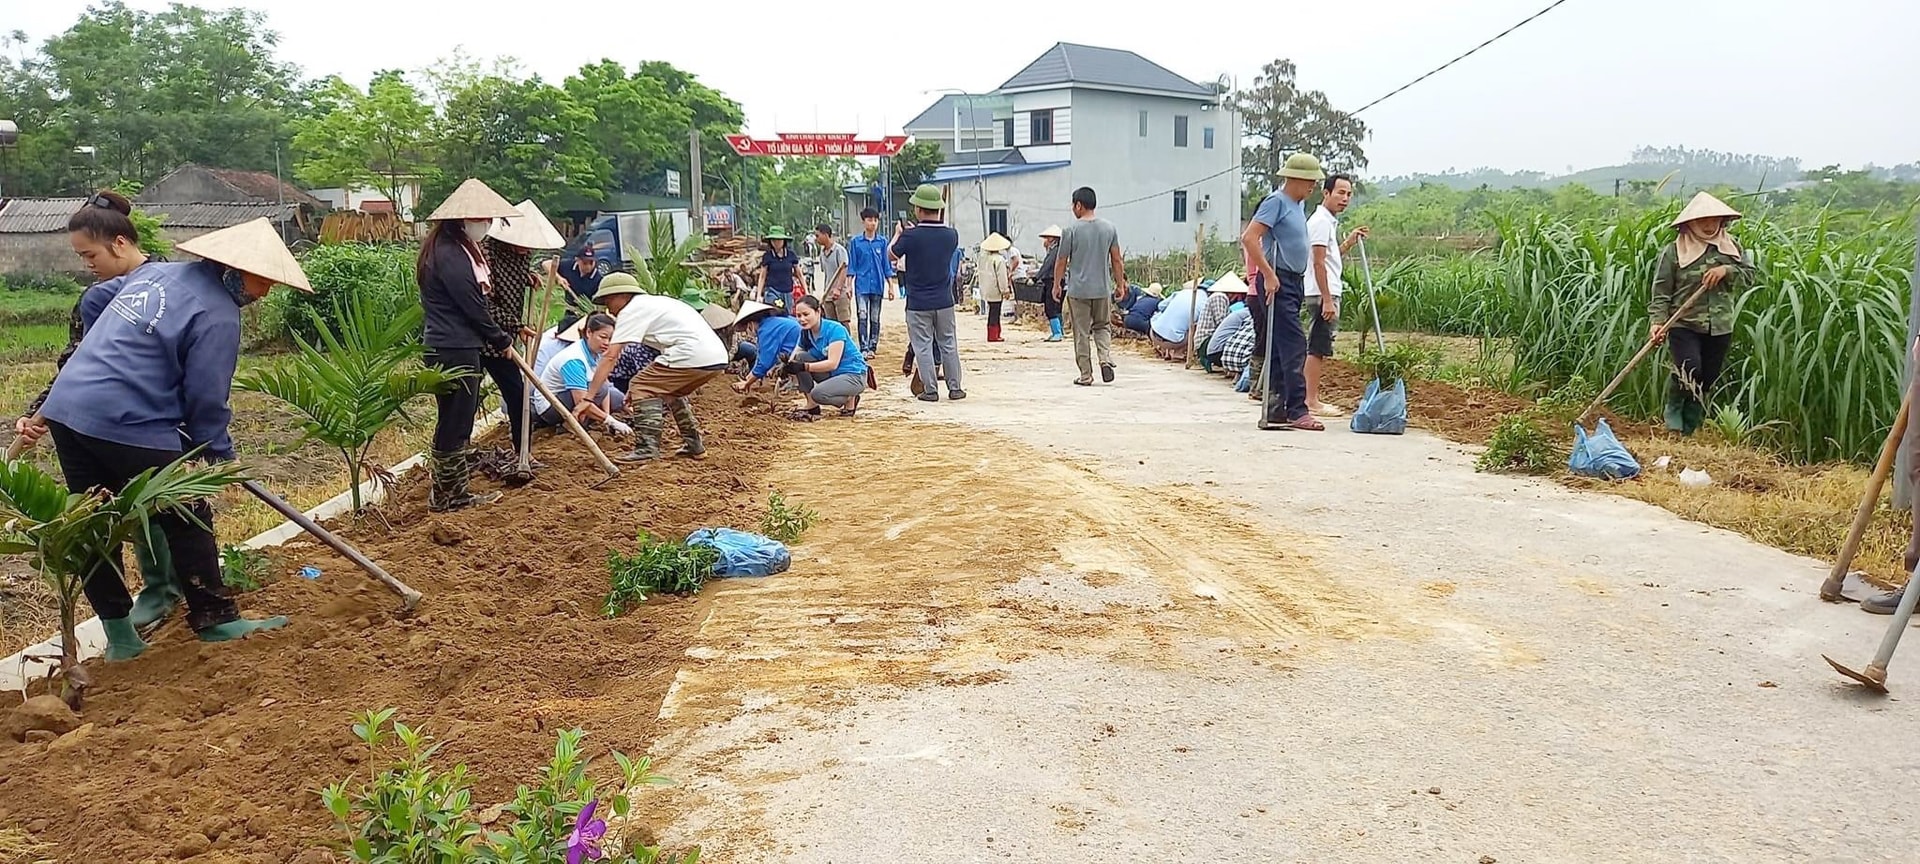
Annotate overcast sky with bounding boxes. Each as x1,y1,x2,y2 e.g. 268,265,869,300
13,0,1918,176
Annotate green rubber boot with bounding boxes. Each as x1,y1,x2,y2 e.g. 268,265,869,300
1663,388,1690,433
197,616,290,643
1682,401,1706,436
668,398,704,458
128,524,182,632
618,399,665,463
101,617,148,662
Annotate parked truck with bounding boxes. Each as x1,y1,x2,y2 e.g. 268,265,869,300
568,209,694,270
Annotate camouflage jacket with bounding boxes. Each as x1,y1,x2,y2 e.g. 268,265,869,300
1648,242,1754,337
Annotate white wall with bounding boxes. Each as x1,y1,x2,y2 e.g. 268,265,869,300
942,168,1074,256
308,182,422,220
1058,89,1240,256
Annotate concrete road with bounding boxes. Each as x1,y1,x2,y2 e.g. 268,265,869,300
647,305,1919,863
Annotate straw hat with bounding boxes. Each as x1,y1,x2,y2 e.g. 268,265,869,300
488,199,566,250
557,318,585,342
734,300,776,325
1039,224,1063,239
1141,282,1164,298
1208,271,1250,295
1277,153,1327,182
908,184,947,211
700,303,737,330
593,272,644,301
981,233,1011,253
1671,192,1741,228
175,218,312,292
426,178,520,221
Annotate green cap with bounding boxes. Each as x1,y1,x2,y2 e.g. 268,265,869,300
908,184,947,211
1277,152,1326,181
593,272,643,302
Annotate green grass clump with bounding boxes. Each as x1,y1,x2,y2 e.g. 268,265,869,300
758,492,817,544
604,532,720,615
220,544,271,593
1477,415,1562,475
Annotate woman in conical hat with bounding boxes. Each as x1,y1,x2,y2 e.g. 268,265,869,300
1649,191,1754,435
474,199,565,484
33,216,311,659
417,178,521,511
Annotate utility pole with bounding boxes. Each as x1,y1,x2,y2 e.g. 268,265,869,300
688,127,704,235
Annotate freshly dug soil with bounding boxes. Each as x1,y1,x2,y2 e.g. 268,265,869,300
0,386,787,862
1317,359,1534,443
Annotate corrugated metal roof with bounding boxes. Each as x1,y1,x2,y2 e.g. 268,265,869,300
142,201,297,228
842,161,1070,193
0,198,88,233
904,94,997,132
999,43,1212,97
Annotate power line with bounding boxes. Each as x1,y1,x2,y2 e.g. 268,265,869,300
1101,162,1245,211
1351,0,1579,116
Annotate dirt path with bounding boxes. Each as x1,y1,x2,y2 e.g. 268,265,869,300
647,307,1919,862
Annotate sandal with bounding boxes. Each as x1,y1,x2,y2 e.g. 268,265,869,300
839,395,860,417
1073,376,1094,386
1288,415,1326,432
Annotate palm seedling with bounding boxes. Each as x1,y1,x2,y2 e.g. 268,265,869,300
236,290,470,515
0,454,248,708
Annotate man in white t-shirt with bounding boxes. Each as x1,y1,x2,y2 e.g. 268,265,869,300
579,274,730,462
1305,173,1368,417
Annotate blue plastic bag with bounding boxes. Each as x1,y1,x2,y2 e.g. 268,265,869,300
686,528,791,578
1349,378,1408,435
1569,418,1641,480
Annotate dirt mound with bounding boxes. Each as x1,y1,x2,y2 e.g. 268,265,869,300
0,387,788,861
1318,360,1533,442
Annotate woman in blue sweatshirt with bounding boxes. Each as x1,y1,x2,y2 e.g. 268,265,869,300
729,301,804,395
34,217,311,659
415,179,522,511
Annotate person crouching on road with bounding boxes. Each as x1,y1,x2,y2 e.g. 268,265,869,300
30,218,309,659
418,178,523,510
786,295,871,420
731,301,802,394
581,278,729,462
532,312,630,435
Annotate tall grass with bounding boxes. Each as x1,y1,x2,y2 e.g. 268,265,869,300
1375,205,1916,463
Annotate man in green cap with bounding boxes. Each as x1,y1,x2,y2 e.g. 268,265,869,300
1242,152,1328,431
889,184,965,401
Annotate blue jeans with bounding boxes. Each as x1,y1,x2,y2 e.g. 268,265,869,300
856,293,884,349
762,288,790,311
1262,270,1309,423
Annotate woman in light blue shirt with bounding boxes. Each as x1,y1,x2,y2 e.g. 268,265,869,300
787,296,870,419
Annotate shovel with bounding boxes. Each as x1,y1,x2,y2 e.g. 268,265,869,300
517,276,559,476
1823,579,1919,694
1820,387,1913,602
1575,280,1714,429
1255,275,1282,430
506,348,621,485
1357,239,1386,357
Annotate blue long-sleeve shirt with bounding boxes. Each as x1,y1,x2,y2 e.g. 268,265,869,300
749,315,804,380
41,260,242,459
848,233,895,296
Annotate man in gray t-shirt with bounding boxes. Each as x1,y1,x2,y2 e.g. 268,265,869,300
1052,186,1127,385
813,224,852,328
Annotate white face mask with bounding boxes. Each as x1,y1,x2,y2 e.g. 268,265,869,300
462,220,492,243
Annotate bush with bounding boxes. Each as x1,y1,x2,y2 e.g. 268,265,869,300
605,532,720,615
1355,342,1440,386
256,243,418,346
758,492,816,544
220,544,270,592
0,272,86,294
1476,415,1562,475
321,709,697,864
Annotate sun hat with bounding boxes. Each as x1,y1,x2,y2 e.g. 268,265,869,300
1671,192,1742,228
557,318,585,342
1277,153,1327,182
908,184,947,211
981,233,1011,253
175,218,312,292
734,300,776,326
425,178,520,221
1038,224,1063,239
1141,282,1164,298
593,272,643,302
1208,271,1250,295
699,303,737,330
763,226,792,242
488,199,567,250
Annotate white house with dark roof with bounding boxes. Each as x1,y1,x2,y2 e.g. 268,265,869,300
852,42,1240,259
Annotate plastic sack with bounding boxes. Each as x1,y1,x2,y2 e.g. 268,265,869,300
1568,418,1641,480
1234,366,1252,393
1349,378,1408,435
685,528,791,578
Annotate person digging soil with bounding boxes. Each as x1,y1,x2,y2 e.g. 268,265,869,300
581,275,730,462
29,217,312,656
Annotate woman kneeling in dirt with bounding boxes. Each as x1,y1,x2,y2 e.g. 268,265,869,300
730,301,801,393
786,296,871,420
580,276,730,462
28,218,310,658
532,312,632,436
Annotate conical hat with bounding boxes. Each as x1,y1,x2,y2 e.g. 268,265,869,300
1142,282,1164,298
1672,192,1741,228
1038,224,1063,239
427,178,520,221
1208,271,1250,295
735,300,776,324
488,199,567,249
700,303,737,329
981,232,1011,252
175,218,312,292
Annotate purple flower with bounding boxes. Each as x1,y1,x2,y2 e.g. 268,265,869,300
567,800,608,864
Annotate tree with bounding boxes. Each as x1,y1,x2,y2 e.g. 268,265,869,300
888,140,945,189
428,72,609,208
292,71,438,211
563,60,690,195
1234,59,1368,186
748,157,861,231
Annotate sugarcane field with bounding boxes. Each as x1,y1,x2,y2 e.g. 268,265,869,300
3,1,1920,861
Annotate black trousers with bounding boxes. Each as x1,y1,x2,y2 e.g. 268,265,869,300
987,301,1004,329
426,347,483,452
1041,285,1063,319
1667,328,1733,400
479,353,527,451
48,422,235,630
1246,273,1270,360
